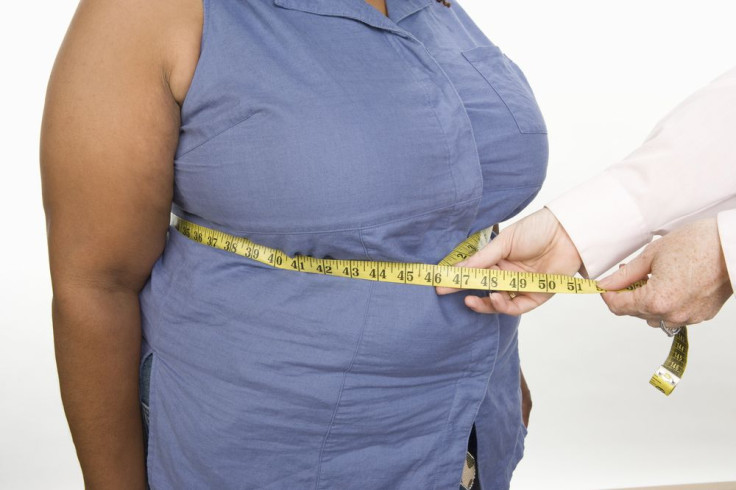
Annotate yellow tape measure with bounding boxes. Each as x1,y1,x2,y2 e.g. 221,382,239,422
649,328,688,395
171,214,688,395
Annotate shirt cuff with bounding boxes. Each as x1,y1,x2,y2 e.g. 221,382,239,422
545,171,651,279
717,209,736,293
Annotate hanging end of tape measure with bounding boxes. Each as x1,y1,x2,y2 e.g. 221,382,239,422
649,366,680,396
649,327,688,396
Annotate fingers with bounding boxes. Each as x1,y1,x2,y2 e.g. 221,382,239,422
600,222,732,327
600,282,666,323
600,288,647,318
464,293,529,315
460,231,511,270
645,319,684,329
597,252,654,291
463,294,498,314
603,283,696,327
482,291,552,316
444,289,553,316
597,253,654,319
435,285,463,295
486,293,527,315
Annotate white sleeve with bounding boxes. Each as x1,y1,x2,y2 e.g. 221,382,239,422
718,209,736,291
546,66,736,279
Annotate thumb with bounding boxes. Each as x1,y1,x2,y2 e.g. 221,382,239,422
597,252,653,291
462,230,512,269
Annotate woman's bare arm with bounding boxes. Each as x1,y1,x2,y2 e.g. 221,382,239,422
40,0,200,487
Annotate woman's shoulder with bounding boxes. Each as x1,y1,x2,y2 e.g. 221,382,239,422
67,0,204,105
41,0,206,289
158,0,204,105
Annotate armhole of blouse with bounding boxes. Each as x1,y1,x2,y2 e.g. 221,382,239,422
178,0,212,115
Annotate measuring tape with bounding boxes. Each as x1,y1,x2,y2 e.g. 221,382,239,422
649,328,688,395
170,214,688,395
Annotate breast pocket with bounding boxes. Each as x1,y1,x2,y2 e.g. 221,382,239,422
461,45,547,134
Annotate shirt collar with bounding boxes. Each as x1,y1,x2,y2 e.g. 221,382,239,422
273,0,433,34
386,0,434,23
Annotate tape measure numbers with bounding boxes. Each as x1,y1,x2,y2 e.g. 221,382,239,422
171,214,688,395
649,328,688,395
172,216,603,294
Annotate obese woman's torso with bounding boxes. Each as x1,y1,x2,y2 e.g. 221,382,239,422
140,1,548,488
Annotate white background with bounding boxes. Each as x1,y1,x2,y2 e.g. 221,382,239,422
1,1,734,489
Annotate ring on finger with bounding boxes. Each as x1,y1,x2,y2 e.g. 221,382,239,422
659,319,682,337
508,291,518,300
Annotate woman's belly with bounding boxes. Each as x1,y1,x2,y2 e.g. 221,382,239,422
138,220,515,488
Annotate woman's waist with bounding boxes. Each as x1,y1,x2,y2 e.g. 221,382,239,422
140,272,504,379
169,199,484,265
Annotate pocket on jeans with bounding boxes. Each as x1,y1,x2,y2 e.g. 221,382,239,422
461,45,547,134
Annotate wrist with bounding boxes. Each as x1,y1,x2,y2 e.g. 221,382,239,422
545,208,584,275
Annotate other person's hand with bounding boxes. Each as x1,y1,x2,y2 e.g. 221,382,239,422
436,208,583,315
598,218,733,328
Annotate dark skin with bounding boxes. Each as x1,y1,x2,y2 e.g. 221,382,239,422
41,0,201,487
41,1,529,487
365,0,389,16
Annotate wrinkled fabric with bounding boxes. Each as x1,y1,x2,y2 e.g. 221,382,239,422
138,0,548,488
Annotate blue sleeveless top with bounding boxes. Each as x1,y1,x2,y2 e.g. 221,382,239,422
139,0,548,488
